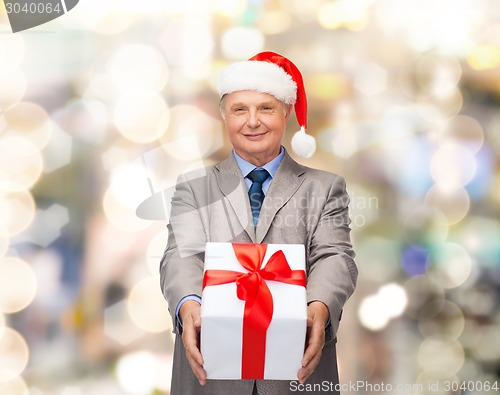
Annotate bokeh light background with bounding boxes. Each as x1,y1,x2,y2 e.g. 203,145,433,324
1,0,500,394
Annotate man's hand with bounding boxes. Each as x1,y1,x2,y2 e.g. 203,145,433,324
179,300,206,385
298,301,330,384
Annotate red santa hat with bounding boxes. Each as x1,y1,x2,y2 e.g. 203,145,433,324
217,51,316,158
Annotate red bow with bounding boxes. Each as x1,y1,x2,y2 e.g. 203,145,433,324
203,243,306,379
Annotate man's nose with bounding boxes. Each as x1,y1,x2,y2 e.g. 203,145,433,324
246,109,260,128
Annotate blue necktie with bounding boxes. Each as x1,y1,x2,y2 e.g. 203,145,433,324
247,169,269,226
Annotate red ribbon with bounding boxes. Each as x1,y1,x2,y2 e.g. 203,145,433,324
202,243,306,379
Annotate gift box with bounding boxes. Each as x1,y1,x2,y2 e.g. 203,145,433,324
201,242,307,380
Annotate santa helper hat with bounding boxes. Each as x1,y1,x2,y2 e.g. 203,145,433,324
217,51,316,158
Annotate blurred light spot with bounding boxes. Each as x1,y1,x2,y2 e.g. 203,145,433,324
428,242,473,289
401,245,429,276
257,10,292,35
354,62,387,96
453,216,500,269
379,283,408,317
30,249,63,305
0,313,4,335
0,35,25,75
358,295,389,331
0,191,36,237
0,257,37,314
415,370,460,395
127,277,171,333
418,335,464,373
159,105,223,160
404,3,487,54
347,186,380,228
101,146,129,172
103,0,208,13
0,327,29,383
457,288,495,319
164,69,206,98
113,91,169,144
155,354,173,393
308,73,349,100
159,14,214,80
279,0,322,22
381,134,434,197
492,173,500,208
108,45,168,93
357,237,400,281
317,0,370,31
146,229,168,275
416,51,462,99
102,187,151,232
53,99,109,145
104,300,145,345
61,387,83,395
81,73,116,104
327,122,360,159
221,27,264,60
212,0,247,17
75,0,134,35
0,375,28,395
109,163,152,209
430,142,476,192
41,124,72,173
470,325,500,362
465,145,495,200
417,90,463,122
358,283,407,331
439,115,484,153
424,185,470,225
404,275,445,320
403,205,449,247
379,106,422,143
467,45,500,70
116,351,157,395
0,136,43,192
0,232,8,258
1,102,52,149
418,300,464,340
27,204,69,248
0,71,26,111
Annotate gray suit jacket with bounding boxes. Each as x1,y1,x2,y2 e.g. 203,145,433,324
160,150,357,394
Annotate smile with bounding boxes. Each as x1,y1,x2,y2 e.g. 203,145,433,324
243,132,268,140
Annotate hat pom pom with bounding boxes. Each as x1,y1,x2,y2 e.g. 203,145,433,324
291,127,316,158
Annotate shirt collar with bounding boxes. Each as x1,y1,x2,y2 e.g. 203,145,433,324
233,146,285,179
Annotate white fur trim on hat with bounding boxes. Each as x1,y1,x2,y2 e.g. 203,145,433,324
218,60,297,104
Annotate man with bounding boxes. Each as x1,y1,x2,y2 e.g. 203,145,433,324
160,52,358,394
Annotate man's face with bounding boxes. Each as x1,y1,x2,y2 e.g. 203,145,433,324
221,90,291,166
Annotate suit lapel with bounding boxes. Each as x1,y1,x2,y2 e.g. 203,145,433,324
214,154,256,242
256,152,306,243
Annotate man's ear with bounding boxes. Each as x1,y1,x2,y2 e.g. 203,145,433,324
285,104,293,119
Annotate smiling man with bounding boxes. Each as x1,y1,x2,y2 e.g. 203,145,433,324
160,52,358,395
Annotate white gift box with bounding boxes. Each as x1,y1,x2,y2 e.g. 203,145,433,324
201,242,307,380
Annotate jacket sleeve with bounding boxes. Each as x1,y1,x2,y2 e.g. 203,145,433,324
159,173,207,334
306,174,358,337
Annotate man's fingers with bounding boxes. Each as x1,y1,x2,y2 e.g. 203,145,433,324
185,349,207,385
298,304,328,384
183,329,207,384
298,349,322,384
180,303,207,385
